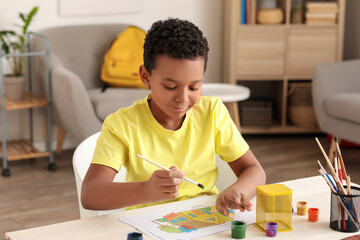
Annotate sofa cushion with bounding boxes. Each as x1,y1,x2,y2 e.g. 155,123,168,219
88,88,150,120
325,93,360,125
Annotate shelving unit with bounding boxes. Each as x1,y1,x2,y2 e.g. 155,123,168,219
223,0,346,134
0,32,55,176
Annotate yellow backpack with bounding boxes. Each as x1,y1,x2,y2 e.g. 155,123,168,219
101,26,146,88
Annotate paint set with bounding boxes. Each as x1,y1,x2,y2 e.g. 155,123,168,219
316,137,360,232
245,135,360,239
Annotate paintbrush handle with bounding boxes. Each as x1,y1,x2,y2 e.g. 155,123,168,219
315,138,347,194
137,154,204,190
318,168,360,229
335,195,360,229
137,154,170,171
335,138,348,179
338,154,348,180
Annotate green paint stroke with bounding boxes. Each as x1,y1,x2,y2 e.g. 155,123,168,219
155,218,168,222
215,212,233,222
199,207,211,211
158,225,182,233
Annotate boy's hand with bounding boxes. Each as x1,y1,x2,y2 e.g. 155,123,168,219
144,166,185,202
216,189,252,216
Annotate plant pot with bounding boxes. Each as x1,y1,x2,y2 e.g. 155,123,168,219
3,75,26,101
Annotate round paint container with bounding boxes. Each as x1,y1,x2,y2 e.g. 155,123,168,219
297,201,308,215
308,208,320,222
127,232,143,240
266,222,278,237
231,220,246,239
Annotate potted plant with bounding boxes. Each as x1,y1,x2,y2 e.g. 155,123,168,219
0,6,39,101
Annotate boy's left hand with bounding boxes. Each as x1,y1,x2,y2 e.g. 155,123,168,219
216,189,252,216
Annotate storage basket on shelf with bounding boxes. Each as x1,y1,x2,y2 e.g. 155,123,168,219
287,82,318,128
240,100,273,127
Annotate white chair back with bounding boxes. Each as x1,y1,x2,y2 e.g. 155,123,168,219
72,131,126,219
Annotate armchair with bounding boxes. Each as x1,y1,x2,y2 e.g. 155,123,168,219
312,59,360,156
31,24,149,152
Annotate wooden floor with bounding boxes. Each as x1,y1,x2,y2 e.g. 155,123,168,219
1,134,359,239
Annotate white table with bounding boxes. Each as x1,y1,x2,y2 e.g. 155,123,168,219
6,176,359,240
202,83,250,131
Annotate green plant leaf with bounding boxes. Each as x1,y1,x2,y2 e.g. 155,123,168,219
19,13,26,23
22,6,39,35
0,31,16,54
0,38,10,54
0,6,39,76
10,42,22,52
0,31,16,35
18,35,25,45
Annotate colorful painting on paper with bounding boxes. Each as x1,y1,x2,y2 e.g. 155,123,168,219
153,206,235,233
118,195,256,240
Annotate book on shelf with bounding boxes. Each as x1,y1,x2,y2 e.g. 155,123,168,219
246,0,251,24
306,18,337,25
305,2,338,10
241,0,246,24
305,12,337,18
240,0,256,24
307,7,338,13
304,1,338,25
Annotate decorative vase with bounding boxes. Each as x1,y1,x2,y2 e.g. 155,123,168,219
3,75,27,101
257,8,284,25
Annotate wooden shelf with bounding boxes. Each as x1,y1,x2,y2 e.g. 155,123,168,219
0,140,50,161
0,32,54,176
289,24,338,29
242,125,322,134
1,92,48,110
223,0,345,134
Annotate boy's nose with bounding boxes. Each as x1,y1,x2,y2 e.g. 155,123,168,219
174,89,187,103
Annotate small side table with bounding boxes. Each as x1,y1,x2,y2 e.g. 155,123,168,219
201,83,250,131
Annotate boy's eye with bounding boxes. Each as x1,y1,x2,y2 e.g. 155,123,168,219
164,85,176,90
190,84,201,91
189,87,199,91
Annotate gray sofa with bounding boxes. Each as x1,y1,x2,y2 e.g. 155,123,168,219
31,24,149,149
312,59,360,145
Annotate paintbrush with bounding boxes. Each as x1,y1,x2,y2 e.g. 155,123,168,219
334,137,348,180
336,150,346,230
317,167,360,229
347,175,360,223
315,137,346,194
137,154,205,190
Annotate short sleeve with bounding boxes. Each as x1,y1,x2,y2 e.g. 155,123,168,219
214,100,249,162
91,115,128,172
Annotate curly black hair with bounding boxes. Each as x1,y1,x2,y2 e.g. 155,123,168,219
143,18,209,74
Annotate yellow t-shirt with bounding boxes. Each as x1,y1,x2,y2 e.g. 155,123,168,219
92,95,249,209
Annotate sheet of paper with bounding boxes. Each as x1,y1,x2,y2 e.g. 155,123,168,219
119,195,256,240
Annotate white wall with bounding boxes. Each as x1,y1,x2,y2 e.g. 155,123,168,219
0,0,223,148
0,0,222,83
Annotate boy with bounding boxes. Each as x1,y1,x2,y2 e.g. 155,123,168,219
81,18,266,216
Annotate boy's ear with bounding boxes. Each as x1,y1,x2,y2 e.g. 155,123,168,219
139,65,151,89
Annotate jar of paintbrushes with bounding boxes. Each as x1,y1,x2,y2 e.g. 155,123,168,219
330,186,360,232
